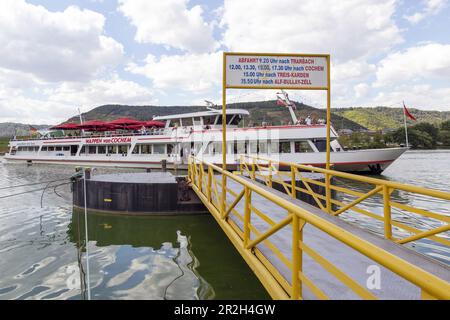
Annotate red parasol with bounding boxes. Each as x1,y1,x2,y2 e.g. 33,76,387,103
78,120,115,131
143,120,165,128
108,117,144,125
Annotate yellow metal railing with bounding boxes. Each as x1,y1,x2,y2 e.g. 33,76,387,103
238,155,450,247
188,156,450,300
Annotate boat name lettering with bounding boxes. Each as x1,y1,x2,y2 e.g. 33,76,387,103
85,137,132,144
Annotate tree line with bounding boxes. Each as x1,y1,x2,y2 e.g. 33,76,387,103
338,120,450,150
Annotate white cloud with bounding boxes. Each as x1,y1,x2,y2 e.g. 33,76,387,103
332,60,376,82
220,0,402,62
373,84,450,111
404,0,447,24
48,74,156,106
127,52,222,92
118,0,216,53
375,43,450,86
354,83,370,98
0,74,156,124
0,0,123,82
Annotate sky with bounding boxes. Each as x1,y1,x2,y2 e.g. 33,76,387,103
0,0,449,124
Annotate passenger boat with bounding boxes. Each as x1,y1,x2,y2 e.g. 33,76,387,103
3,95,407,174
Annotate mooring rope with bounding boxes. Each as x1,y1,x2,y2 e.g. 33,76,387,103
0,178,70,190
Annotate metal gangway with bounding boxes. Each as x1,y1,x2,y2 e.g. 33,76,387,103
188,155,450,300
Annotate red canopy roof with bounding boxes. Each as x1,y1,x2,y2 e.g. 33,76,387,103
108,118,144,125
78,120,115,131
50,123,81,130
144,120,165,128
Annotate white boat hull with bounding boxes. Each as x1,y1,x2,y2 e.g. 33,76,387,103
3,147,407,174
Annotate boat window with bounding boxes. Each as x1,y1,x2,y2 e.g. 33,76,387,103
141,144,152,154
294,141,313,153
259,141,268,154
80,146,85,154
279,141,291,153
249,141,258,153
269,141,278,154
192,142,201,155
63,146,70,151
118,145,128,154
229,114,242,126
237,141,246,154
153,144,166,154
212,142,222,154
107,145,117,154
204,116,215,126
170,119,181,127
132,145,140,154
167,144,174,154
55,146,62,151
98,146,106,154
193,117,202,126
182,117,193,126
88,146,97,154
41,146,48,151
216,115,236,125
48,146,55,151
313,139,327,152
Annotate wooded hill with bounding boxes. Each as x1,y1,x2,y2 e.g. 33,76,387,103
332,106,450,131
65,100,365,130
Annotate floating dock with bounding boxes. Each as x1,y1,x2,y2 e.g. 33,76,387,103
73,171,207,215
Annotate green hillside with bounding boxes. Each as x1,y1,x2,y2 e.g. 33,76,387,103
333,107,450,131
66,100,366,131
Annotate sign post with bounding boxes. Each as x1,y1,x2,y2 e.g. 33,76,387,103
222,52,331,213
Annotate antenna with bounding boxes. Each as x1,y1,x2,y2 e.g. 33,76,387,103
205,100,219,111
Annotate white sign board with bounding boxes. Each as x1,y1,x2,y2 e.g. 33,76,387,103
225,54,328,89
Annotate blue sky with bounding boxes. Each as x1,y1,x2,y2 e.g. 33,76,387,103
0,0,449,124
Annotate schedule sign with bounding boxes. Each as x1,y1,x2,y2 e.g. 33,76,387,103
225,53,328,89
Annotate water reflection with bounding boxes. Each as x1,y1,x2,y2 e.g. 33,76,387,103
68,210,268,300
0,161,268,300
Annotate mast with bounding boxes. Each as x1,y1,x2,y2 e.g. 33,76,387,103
78,107,85,136
403,100,409,148
277,90,298,124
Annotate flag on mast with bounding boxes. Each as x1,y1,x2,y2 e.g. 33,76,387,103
402,101,417,148
403,102,417,121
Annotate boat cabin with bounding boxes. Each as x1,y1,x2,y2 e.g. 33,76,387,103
153,109,249,129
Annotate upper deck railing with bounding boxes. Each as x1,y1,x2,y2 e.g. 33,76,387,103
10,129,169,142
10,123,331,143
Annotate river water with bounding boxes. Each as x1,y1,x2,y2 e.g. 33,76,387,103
0,150,448,299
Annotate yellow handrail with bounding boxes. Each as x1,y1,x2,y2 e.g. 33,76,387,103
188,156,450,300
239,155,450,245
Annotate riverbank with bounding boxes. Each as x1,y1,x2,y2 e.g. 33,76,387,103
0,137,8,153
